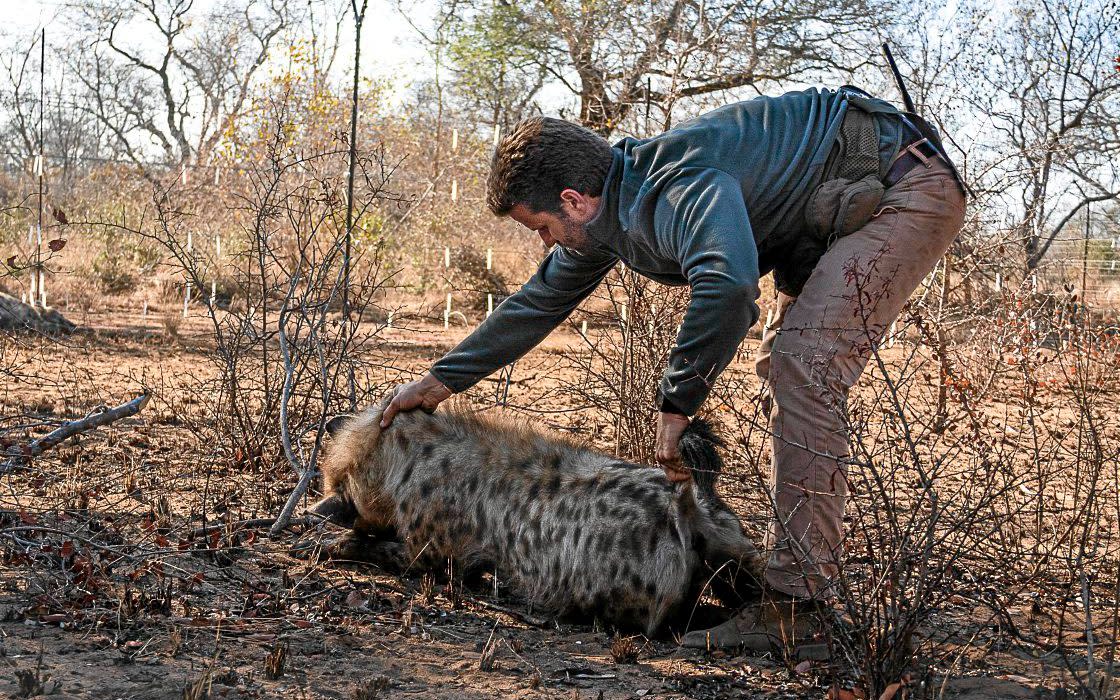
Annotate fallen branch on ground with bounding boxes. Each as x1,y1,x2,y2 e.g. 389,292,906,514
2,393,150,473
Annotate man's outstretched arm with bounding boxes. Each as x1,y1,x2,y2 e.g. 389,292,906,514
381,244,619,427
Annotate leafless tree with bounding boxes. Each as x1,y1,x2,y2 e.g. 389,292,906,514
67,0,293,169
963,0,1120,270
0,31,105,189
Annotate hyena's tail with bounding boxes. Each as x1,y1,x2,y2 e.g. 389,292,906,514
678,417,726,500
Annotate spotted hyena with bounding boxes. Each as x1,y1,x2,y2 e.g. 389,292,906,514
307,401,761,636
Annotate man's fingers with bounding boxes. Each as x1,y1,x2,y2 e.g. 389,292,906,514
379,399,399,428
663,464,691,483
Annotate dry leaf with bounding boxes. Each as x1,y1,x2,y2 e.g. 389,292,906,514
345,589,368,610
879,682,901,700
48,238,66,252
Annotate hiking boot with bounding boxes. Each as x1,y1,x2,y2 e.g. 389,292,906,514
682,594,827,657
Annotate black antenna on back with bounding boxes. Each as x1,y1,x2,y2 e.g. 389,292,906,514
881,42,917,114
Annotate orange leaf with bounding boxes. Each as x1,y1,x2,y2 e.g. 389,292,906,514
879,682,902,700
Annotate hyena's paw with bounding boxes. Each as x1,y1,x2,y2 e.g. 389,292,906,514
288,533,335,561
291,531,406,571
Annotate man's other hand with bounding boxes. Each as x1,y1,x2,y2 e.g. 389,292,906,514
656,411,691,483
380,373,453,428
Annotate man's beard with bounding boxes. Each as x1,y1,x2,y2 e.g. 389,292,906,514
555,210,592,252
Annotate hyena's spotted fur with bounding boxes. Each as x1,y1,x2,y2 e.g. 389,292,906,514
309,401,761,636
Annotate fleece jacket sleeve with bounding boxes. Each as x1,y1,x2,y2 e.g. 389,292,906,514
653,168,762,415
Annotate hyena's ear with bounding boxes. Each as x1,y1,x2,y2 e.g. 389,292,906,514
308,494,358,528
323,414,352,439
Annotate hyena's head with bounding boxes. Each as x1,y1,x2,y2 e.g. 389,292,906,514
310,395,394,526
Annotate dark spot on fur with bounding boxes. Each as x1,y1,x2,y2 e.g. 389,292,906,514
545,473,562,496
439,456,451,475
397,461,414,488
624,530,642,556
419,481,434,499
420,443,434,458
527,483,540,502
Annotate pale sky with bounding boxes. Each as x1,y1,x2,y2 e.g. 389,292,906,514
4,0,432,93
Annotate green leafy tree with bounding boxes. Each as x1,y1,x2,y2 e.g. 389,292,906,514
436,0,900,135
446,3,548,130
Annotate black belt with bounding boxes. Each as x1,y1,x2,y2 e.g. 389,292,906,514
883,118,943,188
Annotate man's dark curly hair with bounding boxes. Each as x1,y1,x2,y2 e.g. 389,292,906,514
486,117,613,216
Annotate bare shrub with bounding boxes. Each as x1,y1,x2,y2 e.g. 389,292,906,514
262,640,288,679
560,268,690,463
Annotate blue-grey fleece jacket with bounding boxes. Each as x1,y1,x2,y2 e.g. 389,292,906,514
429,87,904,416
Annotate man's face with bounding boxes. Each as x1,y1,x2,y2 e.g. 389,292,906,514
508,188,602,253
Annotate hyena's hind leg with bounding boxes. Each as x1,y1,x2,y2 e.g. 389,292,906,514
697,512,765,608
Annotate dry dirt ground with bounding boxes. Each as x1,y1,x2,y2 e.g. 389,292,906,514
0,302,1113,699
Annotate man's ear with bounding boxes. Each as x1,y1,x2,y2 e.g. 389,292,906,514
558,188,600,221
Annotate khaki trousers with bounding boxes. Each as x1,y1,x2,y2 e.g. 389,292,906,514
755,159,966,598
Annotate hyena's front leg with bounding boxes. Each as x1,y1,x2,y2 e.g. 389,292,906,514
294,494,406,570
321,532,407,571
